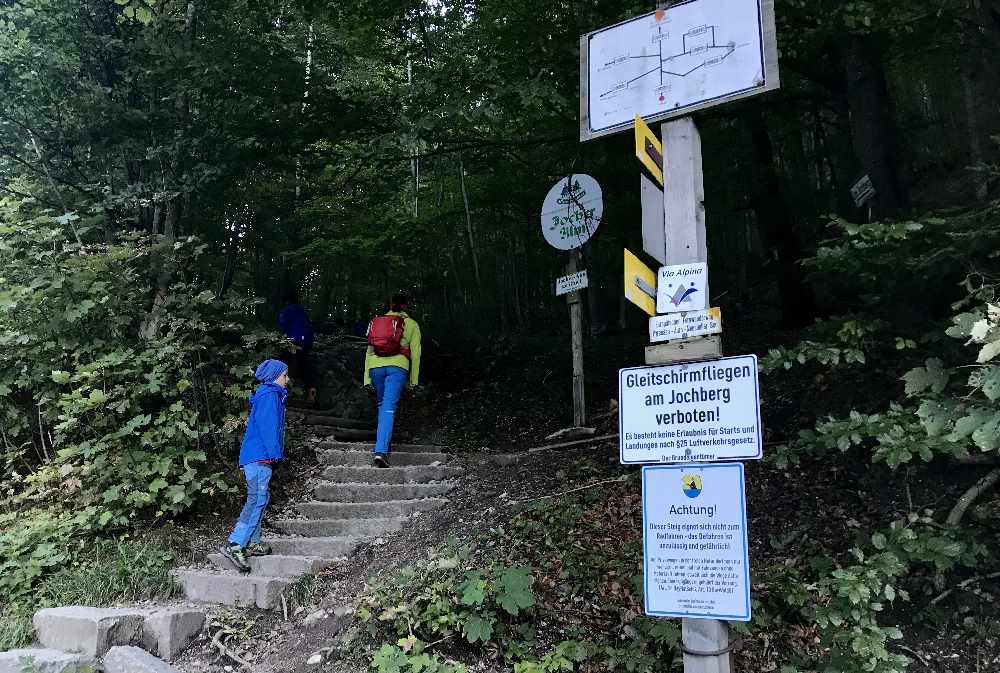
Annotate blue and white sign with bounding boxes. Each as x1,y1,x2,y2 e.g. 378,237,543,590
619,355,763,464
656,262,708,314
642,463,751,621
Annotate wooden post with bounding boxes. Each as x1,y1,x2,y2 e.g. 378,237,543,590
567,249,586,427
645,117,730,673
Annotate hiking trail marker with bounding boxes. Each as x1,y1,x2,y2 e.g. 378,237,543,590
542,174,604,427
649,308,722,343
642,463,751,621
580,0,778,668
556,270,589,296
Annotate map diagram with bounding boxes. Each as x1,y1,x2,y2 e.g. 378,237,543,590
586,0,766,134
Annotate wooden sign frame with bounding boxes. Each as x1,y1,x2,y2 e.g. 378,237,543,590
579,0,780,142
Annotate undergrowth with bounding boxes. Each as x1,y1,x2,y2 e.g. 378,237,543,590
0,537,177,650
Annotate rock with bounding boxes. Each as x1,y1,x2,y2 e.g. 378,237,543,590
33,607,144,657
306,652,323,665
302,609,329,627
141,608,205,661
0,649,93,673
103,646,180,673
332,606,354,618
544,426,596,441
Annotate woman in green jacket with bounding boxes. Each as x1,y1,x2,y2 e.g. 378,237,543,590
363,294,422,467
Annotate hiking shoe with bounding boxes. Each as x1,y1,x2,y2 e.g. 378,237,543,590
372,454,390,468
220,543,251,573
246,542,272,557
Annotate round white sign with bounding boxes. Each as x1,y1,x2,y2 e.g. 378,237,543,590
540,174,603,250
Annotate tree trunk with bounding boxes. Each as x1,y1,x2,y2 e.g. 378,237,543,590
745,110,816,326
458,154,482,292
842,35,908,219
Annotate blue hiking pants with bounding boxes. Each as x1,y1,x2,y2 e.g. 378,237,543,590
370,365,408,455
228,462,272,547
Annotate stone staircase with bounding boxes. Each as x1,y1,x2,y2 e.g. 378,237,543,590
173,411,461,610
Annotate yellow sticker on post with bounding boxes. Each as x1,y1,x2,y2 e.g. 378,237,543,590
634,114,664,187
624,248,657,317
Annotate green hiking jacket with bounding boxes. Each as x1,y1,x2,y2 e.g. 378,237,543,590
363,311,422,387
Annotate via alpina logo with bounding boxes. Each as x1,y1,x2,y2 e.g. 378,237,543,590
669,284,699,306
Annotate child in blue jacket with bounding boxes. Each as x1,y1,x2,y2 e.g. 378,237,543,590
221,359,289,573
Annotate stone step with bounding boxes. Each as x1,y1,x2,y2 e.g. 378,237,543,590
298,499,448,519
309,426,377,441
320,441,447,454
0,649,94,673
320,450,450,467
275,517,406,537
267,536,361,558
31,607,204,662
173,570,294,610
295,413,374,430
314,481,456,502
207,553,336,577
322,465,464,484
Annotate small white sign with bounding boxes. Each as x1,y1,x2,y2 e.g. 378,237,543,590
850,174,876,207
556,270,589,296
540,175,603,251
656,263,708,314
642,463,751,621
649,308,722,343
619,354,762,464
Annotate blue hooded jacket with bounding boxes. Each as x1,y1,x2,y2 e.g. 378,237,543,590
278,303,314,347
238,382,288,466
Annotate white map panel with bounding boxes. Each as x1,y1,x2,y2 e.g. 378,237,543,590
586,0,766,135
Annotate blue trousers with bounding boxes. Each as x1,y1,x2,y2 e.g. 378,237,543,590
370,366,408,455
228,462,272,547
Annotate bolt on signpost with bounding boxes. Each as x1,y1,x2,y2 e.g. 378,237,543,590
541,174,604,428
579,0,779,671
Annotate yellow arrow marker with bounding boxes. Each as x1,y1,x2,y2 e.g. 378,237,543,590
634,113,664,187
624,248,657,317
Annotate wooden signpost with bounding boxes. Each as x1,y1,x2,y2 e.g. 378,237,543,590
541,174,604,428
579,1,779,671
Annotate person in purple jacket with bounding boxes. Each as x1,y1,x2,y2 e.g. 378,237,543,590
220,359,289,573
278,291,315,402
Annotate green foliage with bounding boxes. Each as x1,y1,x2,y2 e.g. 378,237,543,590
0,200,281,602
358,556,536,655
0,536,177,650
760,319,879,372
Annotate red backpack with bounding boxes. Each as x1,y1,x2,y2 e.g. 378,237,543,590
367,314,410,358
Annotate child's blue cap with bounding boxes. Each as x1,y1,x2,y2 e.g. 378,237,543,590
255,359,288,383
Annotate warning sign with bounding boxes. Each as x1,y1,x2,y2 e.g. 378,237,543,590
618,355,762,464
642,463,751,621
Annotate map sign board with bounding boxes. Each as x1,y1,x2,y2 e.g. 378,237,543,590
649,307,721,343
580,0,780,141
619,354,762,464
556,270,589,296
540,175,603,251
642,463,751,621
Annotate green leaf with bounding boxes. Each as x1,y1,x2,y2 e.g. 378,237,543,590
917,400,951,436
870,532,887,550
980,367,1000,401
971,414,1000,451
372,645,408,673
462,615,494,643
496,567,535,615
948,408,993,441
458,571,487,606
902,359,949,396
